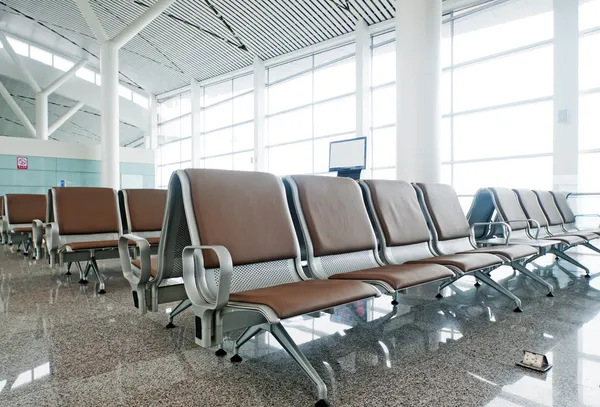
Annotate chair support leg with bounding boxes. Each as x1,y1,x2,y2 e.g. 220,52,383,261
551,249,590,277
436,276,459,298
524,253,542,266
269,323,328,404
89,257,105,294
166,299,192,328
583,242,600,255
512,262,554,297
231,325,264,361
474,271,523,312
78,262,89,284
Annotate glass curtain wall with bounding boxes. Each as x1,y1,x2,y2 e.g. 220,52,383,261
155,92,192,188
578,0,600,193
199,74,255,171
444,0,555,210
265,44,356,176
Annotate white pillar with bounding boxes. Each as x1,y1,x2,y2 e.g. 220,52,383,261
100,41,120,189
253,57,266,172
191,79,203,168
396,0,442,183
553,0,579,192
355,19,371,143
35,93,48,140
148,94,158,150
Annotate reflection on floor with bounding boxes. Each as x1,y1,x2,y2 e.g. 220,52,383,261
1,246,600,406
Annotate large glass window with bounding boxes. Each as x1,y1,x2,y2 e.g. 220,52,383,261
444,0,554,205
265,44,356,176
199,74,255,172
579,0,600,189
156,92,192,188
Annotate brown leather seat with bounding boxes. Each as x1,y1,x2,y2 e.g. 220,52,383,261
565,231,598,241
229,279,378,319
459,245,537,261
12,227,33,233
146,237,160,245
131,256,158,277
329,263,453,290
408,253,502,273
65,240,119,250
545,234,585,245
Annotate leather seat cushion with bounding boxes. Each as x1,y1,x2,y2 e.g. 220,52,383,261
545,234,585,245
229,280,378,319
64,240,119,250
459,245,537,261
329,263,454,290
146,237,160,245
12,227,32,233
131,256,158,277
570,231,598,240
407,253,502,273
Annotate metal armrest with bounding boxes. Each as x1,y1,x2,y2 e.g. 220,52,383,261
45,222,59,252
119,234,152,286
182,245,233,311
525,219,541,239
471,222,511,245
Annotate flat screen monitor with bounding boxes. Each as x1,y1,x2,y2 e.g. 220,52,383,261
328,137,367,172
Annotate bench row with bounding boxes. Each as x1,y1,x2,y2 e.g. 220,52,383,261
120,170,598,406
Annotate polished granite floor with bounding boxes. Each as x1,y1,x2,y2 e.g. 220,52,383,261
1,246,600,407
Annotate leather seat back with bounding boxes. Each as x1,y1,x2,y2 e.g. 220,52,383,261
52,187,120,235
489,187,530,231
534,190,566,226
121,189,167,234
285,175,381,278
362,179,431,247
513,189,549,227
160,169,302,292
5,194,47,226
550,191,576,225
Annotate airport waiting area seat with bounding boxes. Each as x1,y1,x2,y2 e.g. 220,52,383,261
119,188,167,250
551,191,600,236
513,188,591,276
2,194,47,256
469,187,591,277
46,187,123,294
283,176,456,304
412,183,551,301
119,187,188,328
156,169,381,407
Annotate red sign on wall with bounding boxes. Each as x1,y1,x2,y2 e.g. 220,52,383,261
17,156,28,170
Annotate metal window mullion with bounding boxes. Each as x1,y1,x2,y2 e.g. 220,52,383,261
449,39,554,71
157,111,192,126
445,152,554,166
450,95,554,117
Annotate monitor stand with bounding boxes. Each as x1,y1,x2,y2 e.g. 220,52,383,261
337,169,362,180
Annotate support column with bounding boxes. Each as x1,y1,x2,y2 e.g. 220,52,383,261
147,94,158,150
553,0,579,192
253,56,266,172
35,93,48,140
100,41,120,189
76,0,176,189
191,79,203,168
355,19,371,143
396,0,442,182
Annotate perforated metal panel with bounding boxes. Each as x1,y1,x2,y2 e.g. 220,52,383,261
170,203,191,279
208,258,300,294
315,250,379,278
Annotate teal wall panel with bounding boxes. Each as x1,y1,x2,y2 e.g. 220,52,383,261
0,154,155,196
